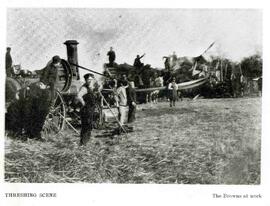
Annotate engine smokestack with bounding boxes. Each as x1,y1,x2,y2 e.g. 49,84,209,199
64,40,80,80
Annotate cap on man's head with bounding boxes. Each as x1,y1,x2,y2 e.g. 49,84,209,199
52,55,61,64
84,73,94,80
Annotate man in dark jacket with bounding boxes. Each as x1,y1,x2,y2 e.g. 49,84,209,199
107,47,116,67
6,47,13,77
258,77,262,97
133,53,145,69
24,83,51,140
127,81,137,123
40,55,61,104
163,56,170,70
6,82,50,140
77,73,96,146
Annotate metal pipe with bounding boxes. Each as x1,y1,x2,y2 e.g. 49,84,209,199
70,63,107,77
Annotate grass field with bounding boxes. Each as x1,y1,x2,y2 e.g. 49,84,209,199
5,97,261,184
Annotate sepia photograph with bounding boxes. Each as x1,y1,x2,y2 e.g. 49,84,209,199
4,8,262,186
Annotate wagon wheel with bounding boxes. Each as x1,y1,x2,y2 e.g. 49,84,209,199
93,103,103,129
42,90,66,136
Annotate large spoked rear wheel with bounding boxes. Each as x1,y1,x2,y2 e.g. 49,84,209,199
42,90,66,136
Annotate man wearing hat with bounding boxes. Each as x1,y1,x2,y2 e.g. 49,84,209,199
107,47,116,67
6,47,13,77
40,55,62,104
133,53,145,69
127,81,137,123
116,79,129,133
168,77,179,107
17,55,61,140
77,73,96,146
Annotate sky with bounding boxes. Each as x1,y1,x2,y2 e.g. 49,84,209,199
7,9,262,75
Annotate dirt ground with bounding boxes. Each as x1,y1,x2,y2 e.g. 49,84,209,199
5,97,261,184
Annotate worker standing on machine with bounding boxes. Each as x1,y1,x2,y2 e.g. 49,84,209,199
40,55,62,105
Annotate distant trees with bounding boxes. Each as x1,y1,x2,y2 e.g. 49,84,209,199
240,54,262,78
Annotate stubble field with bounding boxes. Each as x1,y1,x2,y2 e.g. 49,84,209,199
5,97,261,184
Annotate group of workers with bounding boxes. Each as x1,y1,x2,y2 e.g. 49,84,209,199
107,47,146,69
76,72,137,146
5,55,62,140
106,47,180,107
5,48,138,146
5,46,184,144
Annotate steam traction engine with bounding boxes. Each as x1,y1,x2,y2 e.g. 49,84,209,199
6,40,103,135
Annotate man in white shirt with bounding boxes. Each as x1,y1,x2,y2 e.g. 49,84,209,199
116,80,128,127
168,77,178,107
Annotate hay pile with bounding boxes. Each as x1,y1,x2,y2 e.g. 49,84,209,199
5,98,261,184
